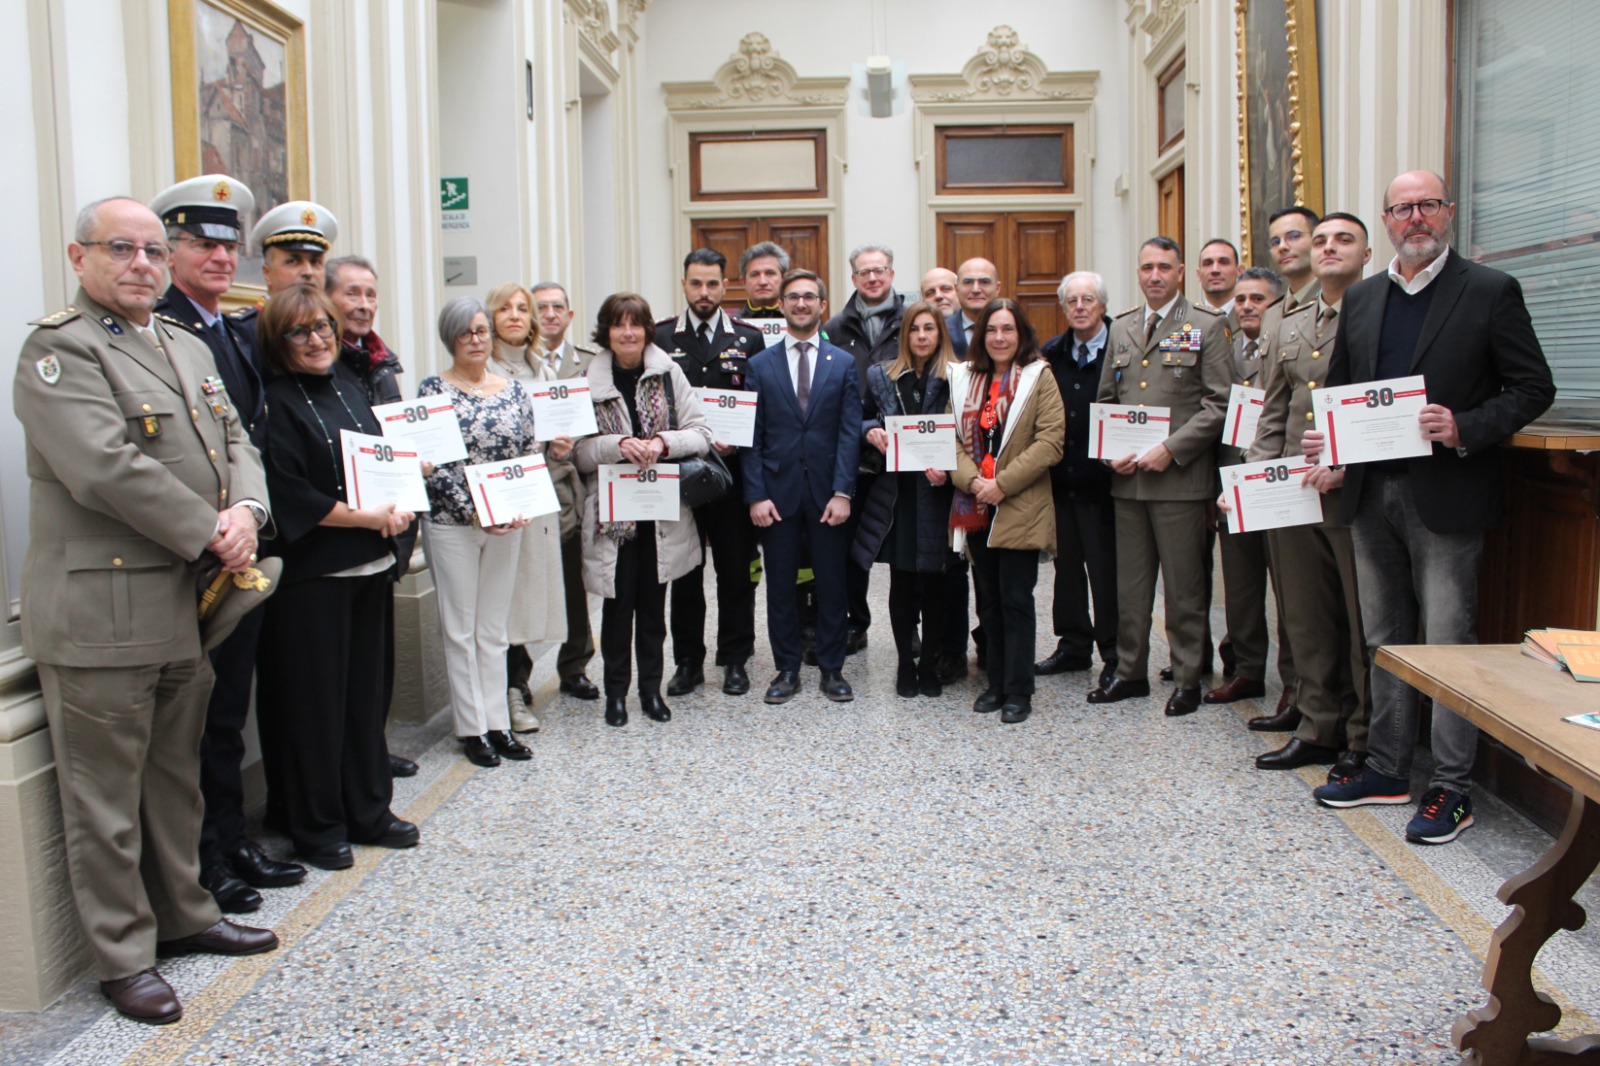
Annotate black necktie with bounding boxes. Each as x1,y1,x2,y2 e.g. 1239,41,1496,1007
1077,342,1090,369
210,319,255,410
696,321,710,346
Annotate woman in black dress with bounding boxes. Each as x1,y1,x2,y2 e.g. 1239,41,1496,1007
255,285,419,871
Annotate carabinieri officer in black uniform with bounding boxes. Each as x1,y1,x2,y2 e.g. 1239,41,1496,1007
148,174,306,914
654,248,767,697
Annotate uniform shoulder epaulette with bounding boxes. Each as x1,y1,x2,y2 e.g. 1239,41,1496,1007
1113,305,1142,320
655,316,678,329
1281,300,1315,320
571,339,599,355
29,306,81,329
229,305,258,321
156,311,202,334
1190,303,1221,317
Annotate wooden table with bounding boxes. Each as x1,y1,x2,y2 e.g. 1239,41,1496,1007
1377,645,1600,1065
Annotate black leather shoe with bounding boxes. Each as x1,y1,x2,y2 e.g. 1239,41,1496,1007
605,696,628,727
101,968,181,1025
462,735,502,767
1204,676,1267,704
486,730,532,760
666,663,704,696
1247,706,1303,732
158,919,279,958
297,842,353,870
917,659,942,698
1087,678,1151,703
1035,643,1092,675
369,818,420,849
846,628,869,654
1097,661,1118,689
560,674,601,700
641,692,672,722
228,839,306,889
896,660,918,698
200,863,261,913
1329,749,1368,782
1256,737,1339,770
935,652,966,684
765,670,801,704
1164,687,1203,717
1000,696,1032,724
388,753,418,778
973,688,1004,714
820,670,854,702
723,662,750,696
1159,665,1174,682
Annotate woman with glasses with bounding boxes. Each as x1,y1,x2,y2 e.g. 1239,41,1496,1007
949,299,1065,725
256,285,419,870
485,282,579,734
851,301,958,698
573,292,713,727
420,297,567,767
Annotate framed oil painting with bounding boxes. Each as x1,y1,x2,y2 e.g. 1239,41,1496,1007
1236,0,1324,267
169,0,308,303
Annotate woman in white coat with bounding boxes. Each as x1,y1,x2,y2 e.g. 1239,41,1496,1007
573,292,713,727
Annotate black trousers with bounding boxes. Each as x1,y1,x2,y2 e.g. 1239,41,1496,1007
847,473,874,632
762,497,851,672
600,523,667,698
888,566,943,662
670,492,757,667
198,602,265,868
257,573,395,852
508,534,596,695
968,536,1040,697
939,561,972,656
1051,493,1118,665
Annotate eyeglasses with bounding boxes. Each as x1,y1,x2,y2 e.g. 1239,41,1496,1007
1063,296,1102,308
782,292,822,305
170,236,239,257
460,326,493,341
960,276,997,287
852,266,890,279
1384,198,1451,221
1267,231,1306,248
82,240,170,265
283,320,335,347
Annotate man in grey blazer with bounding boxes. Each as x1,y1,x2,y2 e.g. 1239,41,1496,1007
1307,172,1555,844
14,198,278,1024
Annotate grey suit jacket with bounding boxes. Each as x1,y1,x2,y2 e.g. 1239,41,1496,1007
14,287,268,668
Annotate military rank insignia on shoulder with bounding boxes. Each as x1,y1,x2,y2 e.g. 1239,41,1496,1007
156,312,199,334
1114,305,1142,320
29,306,80,329
1191,304,1221,317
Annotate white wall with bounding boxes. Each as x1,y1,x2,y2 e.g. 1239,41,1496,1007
635,1,1128,315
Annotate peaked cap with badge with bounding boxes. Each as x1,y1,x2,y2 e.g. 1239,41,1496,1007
250,200,339,256
150,174,257,242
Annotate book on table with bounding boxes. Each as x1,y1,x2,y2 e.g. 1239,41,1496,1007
1521,628,1600,679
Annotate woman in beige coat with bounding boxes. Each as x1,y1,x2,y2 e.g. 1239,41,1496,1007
486,282,577,734
574,292,713,727
950,298,1065,724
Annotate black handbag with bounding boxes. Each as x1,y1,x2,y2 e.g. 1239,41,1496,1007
660,372,735,508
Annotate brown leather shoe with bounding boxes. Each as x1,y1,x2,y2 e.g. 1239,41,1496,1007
100,968,182,1024
1164,687,1203,716
158,919,278,958
1203,676,1267,704
1247,705,1303,732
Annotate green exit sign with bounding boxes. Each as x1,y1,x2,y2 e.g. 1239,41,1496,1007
440,177,469,211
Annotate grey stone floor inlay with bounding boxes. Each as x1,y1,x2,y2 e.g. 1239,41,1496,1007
8,568,1599,1065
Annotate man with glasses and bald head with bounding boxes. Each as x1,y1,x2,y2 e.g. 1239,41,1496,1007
948,258,1000,358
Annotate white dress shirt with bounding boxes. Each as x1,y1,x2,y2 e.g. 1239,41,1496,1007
1386,246,1452,296
784,332,821,394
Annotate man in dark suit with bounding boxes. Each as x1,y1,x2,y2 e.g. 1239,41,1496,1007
1308,170,1555,845
655,249,767,697
746,269,862,704
149,177,306,916
946,257,1000,359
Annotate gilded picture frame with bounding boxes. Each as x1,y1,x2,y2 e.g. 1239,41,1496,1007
1236,0,1324,267
168,0,308,305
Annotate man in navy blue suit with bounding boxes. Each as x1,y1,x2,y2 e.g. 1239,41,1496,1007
744,269,862,703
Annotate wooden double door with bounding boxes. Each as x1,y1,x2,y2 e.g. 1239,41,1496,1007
937,211,1073,340
690,216,829,312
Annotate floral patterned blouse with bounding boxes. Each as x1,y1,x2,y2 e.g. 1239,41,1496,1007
418,376,537,526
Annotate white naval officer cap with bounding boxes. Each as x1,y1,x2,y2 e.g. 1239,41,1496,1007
250,200,339,256
149,174,257,243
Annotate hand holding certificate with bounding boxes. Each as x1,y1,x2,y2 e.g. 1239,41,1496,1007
598,462,681,522
527,379,599,441
1221,384,1266,450
885,414,957,471
465,454,560,527
699,388,757,447
1088,403,1171,461
1221,456,1323,533
1313,375,1430,466
340,429,430,512
371,398,468,464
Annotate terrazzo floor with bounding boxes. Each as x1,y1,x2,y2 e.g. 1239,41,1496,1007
5,565,1600,1065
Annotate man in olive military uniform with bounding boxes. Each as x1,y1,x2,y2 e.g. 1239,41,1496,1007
1089,237,1231,717
656,248,766,697
1241,212,1375,777
149,176,308,917
15,197,279,1024
533,281,600,382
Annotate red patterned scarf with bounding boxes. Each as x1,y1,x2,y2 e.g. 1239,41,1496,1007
950,368,1017,531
